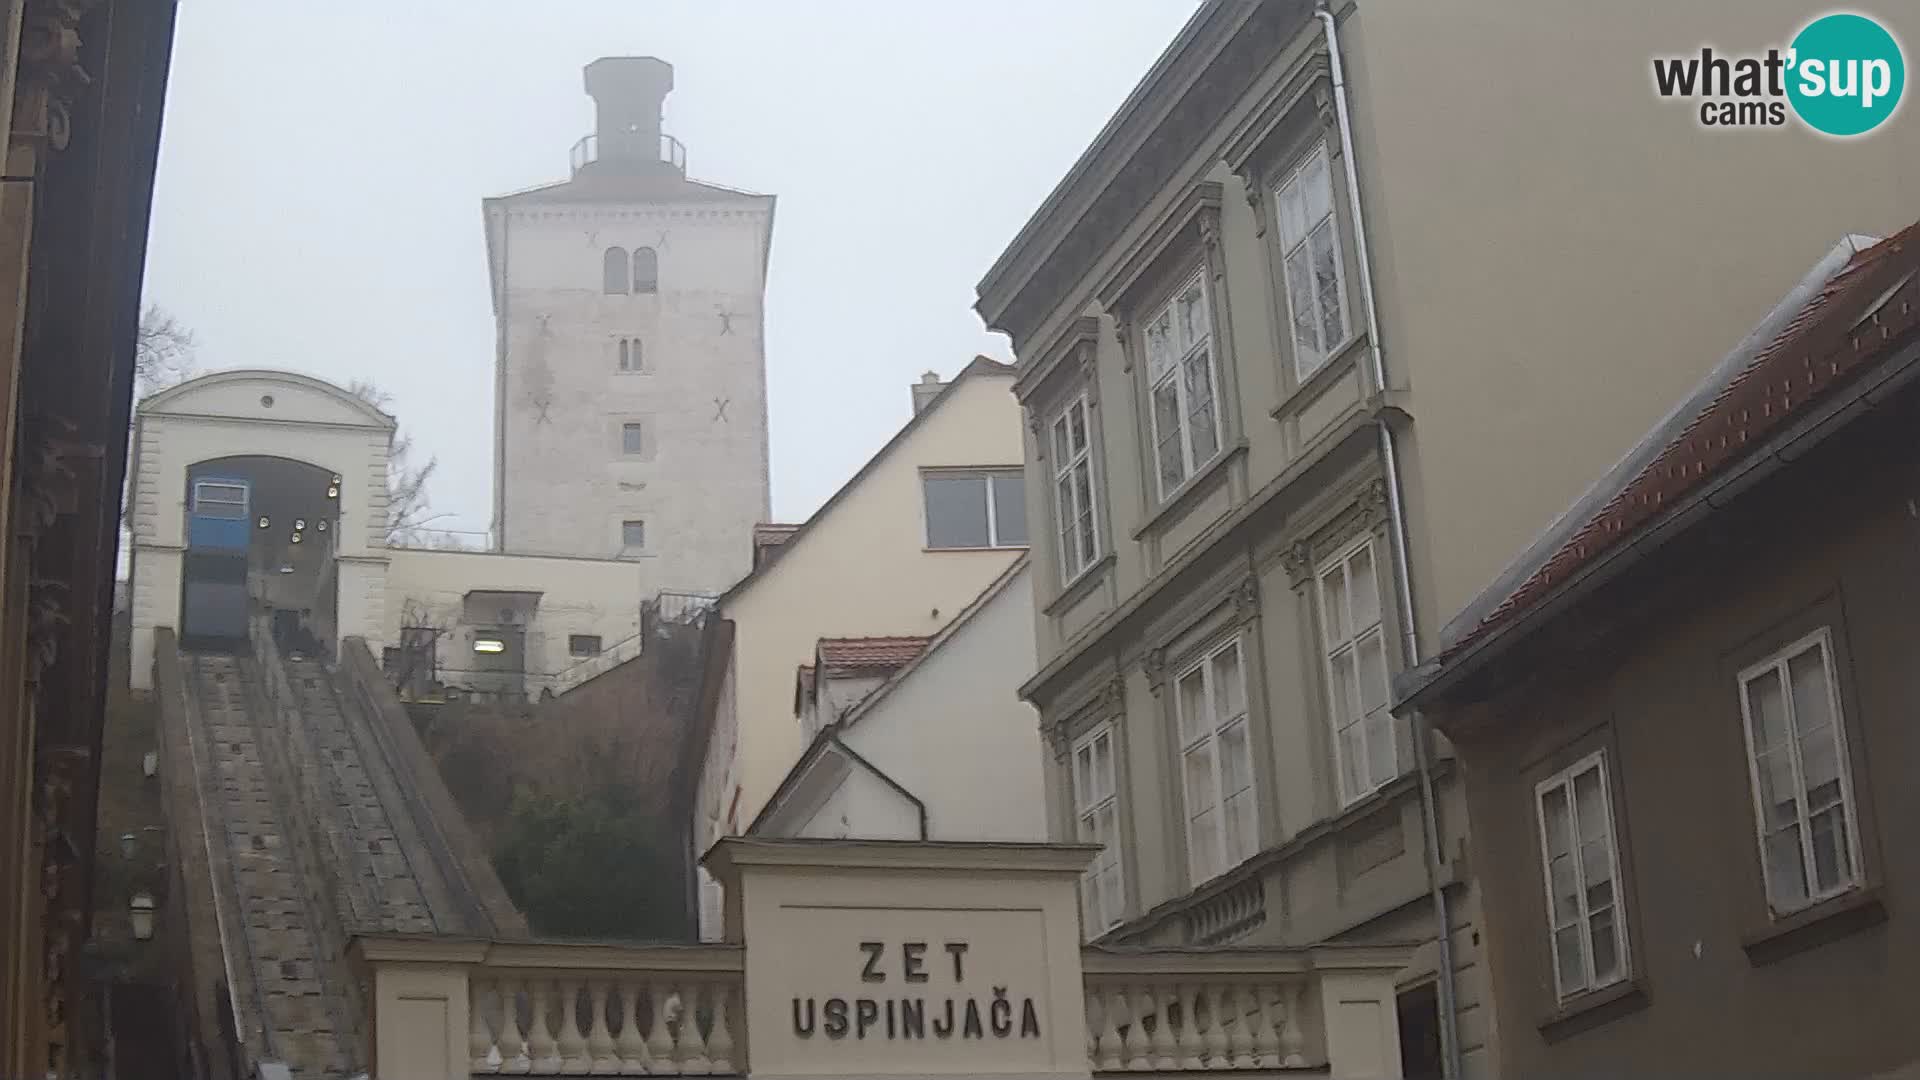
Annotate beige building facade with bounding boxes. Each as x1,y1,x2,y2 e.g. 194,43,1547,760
976,2,1920,1078
692,359,1029,936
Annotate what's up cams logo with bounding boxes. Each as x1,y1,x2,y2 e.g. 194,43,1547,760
1653,12,1905,136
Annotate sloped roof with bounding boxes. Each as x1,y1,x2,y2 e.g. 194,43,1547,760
816,636,932,675
1405,222,1920,708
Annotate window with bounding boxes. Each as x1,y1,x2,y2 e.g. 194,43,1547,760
633,247,658,294
621,519,646,550
621,421,645,455
568,634,602,657
1143,270,1221,500
603,246,630,294
1071,725,1124,934
1737,628,1863,916
1318,537,1396,804
1050,394,1100,581
1534,752,1628,1002
1275,143,1350,381
617,337,643,372
1174,638,1256,884
193,480,248,519
922,469,1027,549
472,635,506,655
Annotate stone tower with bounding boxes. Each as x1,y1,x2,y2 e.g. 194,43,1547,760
484,57,774,594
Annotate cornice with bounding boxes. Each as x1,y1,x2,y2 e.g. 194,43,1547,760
1014,315,1102,405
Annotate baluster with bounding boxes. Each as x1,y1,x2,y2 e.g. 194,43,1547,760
1148,984,1177,1070
587,980,619,1073
1228,984,1255,1068
497,978,531,1074
707,984,735,1073
616,980,649,1074
528,980,561,1073
678,983,712,1074
1176,983,1205,1069
1204,984,1231,1066
1093,988,1123,1071
1278,983,1308,1067
557,978,590,1073
1119,986,1150,1070
1084,989,1101,1068
470,979,498,1072
1251,983,1282,1068
646,984,675,1072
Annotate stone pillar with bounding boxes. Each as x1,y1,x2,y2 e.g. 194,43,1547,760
351,938,486,1080
705,837,1098,1080
1317,966,1407,1079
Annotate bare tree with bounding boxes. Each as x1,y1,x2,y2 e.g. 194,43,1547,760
346,379,446,545
134,304,196,395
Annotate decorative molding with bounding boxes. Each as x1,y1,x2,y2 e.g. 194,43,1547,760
1281,538,1316,587
9,0,102,167
1094,180,1225,317
1141,646,1169,692
1098,676,1126,715
1114,318,1134,374
1313,85,1337,131
1232,575,1261,625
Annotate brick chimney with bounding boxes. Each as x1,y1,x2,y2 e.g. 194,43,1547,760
911,371,946,415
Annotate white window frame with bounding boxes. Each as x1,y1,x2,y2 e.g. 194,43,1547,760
1172,637,1257,886
1071,723,1125,936
922,469,1027,549
1533,751,1630,1003
1317,536,1397,805
1736,627,1864,916
1274,142,1352,382
1050,393,1101,582
1142,268,1224,502
621,421,645,455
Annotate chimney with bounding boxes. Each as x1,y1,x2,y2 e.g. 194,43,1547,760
911,371,946,415
582,57,679,174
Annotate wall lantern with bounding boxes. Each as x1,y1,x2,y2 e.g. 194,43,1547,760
290,532,303,544
472,637,506,655
327,484,340,499
316,519,328,533
294,518,306,531
130,893,155,941
258,516,271,529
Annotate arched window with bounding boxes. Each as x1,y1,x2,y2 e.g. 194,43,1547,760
603,246,630,294
633,247,658,294
617,337,643,372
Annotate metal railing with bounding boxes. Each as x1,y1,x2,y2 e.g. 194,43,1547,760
569,131,687,176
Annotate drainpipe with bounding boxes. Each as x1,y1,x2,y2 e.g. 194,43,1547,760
1315,6,1462,1078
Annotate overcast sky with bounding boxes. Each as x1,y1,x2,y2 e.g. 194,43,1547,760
142,2,1198,537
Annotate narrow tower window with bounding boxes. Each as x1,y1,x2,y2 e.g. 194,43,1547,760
618,338,644,372
603,246,630,294
633,247,659,294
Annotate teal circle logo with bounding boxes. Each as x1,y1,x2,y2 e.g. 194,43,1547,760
1787,13,1905,136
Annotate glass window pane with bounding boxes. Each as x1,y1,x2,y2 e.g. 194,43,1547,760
1328,651,1357,728
1219,719,1251,795
1548,852,1579,926
1541,784,1574,860
1321,568,1350,647
1554,925,1588,993
1573,767,1608,844
1339,723,1366,803
1589,907,1620,983
1225,789,1256,866
1277,180,1308,247
1745,667,1788,754
924,474,989,548
1754,747,1799,832
1074,464,1097,566
1177,279,1209,348
1188,807,1219,883
1093,735,1113,801
1051,414,1071,467
1347,544,1379,629
1183,349,1219,464
1185,744,1218,812
1787,644,1835,734
1145,310,1175,381
1286,247,1321,373
1364,709,1395,789
1153,378,1185,494
1177,667,1209,745
1797,723,1843,811
1357,632,1389,717
1311,220,1346,348
991,473,1027,546
1069,400,1089,455
1213,644,1246,723
1764,822,1810,909
1580,839,1614,906
1809,804,1853,894
1302,149,1333,226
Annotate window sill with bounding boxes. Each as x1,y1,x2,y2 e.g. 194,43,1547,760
1044,552,1115,617
1270,333,1368,421
922,544,1030,555
1536,978,1647,1044
1741,883,1885,967
1131,441,1248,542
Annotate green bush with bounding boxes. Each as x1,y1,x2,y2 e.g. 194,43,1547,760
493,785,685,940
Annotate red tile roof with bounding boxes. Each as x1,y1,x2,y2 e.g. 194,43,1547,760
815,636,932,675
1445,223,1920,661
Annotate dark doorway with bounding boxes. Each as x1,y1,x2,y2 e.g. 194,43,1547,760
1397,981,1443,1080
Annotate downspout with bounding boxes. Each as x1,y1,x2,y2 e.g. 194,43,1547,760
1315,6,1462,1078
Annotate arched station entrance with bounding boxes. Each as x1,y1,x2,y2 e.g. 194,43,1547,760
178,454,342,655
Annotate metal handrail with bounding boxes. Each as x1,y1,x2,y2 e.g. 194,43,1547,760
569,131,687,176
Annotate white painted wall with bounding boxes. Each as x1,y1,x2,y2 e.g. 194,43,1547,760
693,368,1026,859
127,370,393,689
381,546,649,696
489,194,773,598
832,564,1046,842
